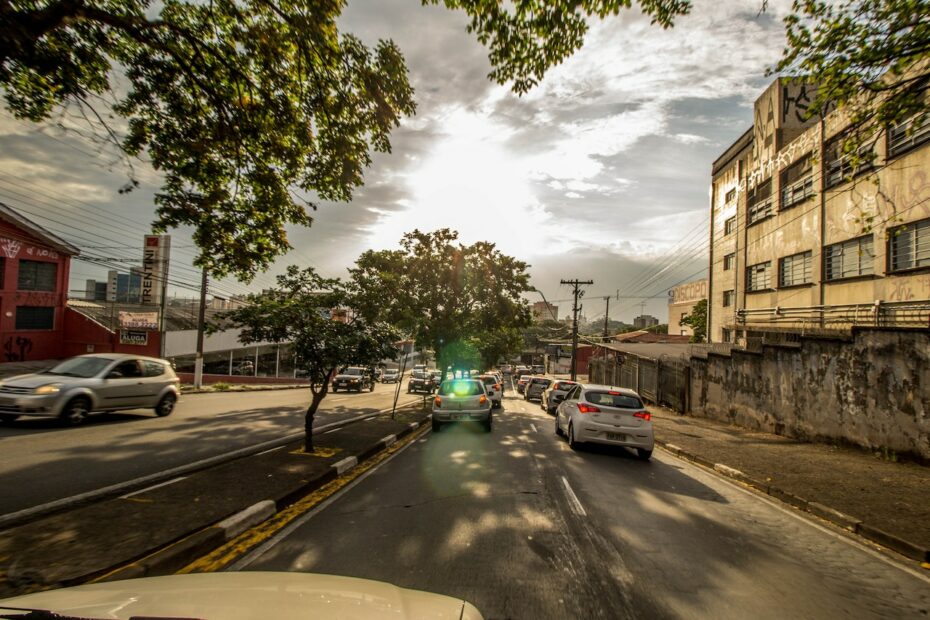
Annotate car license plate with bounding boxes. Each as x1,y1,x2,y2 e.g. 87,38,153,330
452,414,466,420
605,432,626,441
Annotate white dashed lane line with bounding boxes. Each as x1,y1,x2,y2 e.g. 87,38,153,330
561,476,587,517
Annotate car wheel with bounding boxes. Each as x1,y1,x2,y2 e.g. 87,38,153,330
554,416,563,436
369,383,375,392
636,448,653,461
567,423,580,450
0,414,19,424
484,416,492,432
332,387,338,393
155,393,177,417
432,419,441,432
61,397,91,426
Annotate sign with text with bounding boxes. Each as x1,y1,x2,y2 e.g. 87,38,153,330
141,235,171,306
119,330,149,346
119,311,158,330
670,279,708,305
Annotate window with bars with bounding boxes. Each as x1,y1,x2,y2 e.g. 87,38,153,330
779,251,812,287
747,178,774,224
723,253,735,271
888,113,930,158
824,236,874,280
15,306,54,330
889,218,930,272
824,133,876,189
17,260,57,291
780,154,814,209
746,261,772,291
724,217,737,235
723,289,735,307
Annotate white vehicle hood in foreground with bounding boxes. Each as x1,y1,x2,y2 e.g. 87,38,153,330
0,572,483,620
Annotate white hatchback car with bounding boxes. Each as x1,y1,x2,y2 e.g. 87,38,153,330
477,374,503,408
432,378,492,432
555,384,654,460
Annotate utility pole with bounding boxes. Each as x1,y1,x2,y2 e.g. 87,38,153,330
603,296,610,364
193,267,208,388
561,279,593,381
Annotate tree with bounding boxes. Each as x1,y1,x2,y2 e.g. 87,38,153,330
219,265,400,452
349,229,532,372
775,0,930,157
678,298,707,342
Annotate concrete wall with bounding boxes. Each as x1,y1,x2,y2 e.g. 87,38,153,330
690,327,930,460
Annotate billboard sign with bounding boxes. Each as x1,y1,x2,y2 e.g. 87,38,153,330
119,330,149,346
141,235,170,306
119,311,159,330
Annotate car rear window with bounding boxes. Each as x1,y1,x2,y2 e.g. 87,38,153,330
530,378,551,386
554,381,576,390
585,391,644,409
479,376,497,385
439,380,484,396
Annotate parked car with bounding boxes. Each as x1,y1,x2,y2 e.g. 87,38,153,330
555,384,654,459
332,366,374,392
532,364,545,375
477,374,503,408
524,377,552,402
516,374,533,395
541,380,578,414
432,378,492,432
407,370,435,394
0,353,180,426
382,368,401,383
500,364,513,375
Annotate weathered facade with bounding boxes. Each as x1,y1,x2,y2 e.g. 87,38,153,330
708,78,930,343
668,278,707,336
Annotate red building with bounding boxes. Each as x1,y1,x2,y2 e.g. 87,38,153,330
0,203,79,362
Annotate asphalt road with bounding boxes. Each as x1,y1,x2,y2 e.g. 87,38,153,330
235,388,930,619
0,382,421,516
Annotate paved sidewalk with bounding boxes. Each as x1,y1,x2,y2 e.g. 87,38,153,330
651,407,930,563
0,406,431,597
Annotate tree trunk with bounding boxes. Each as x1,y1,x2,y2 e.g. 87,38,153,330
304,384,328,453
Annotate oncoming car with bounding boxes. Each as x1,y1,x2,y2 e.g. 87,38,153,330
555,384,654,460
332,367,374,392
431,379,492,432
0,354,180,426
407,370,435,394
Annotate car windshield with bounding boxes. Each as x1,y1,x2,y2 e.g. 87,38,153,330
43,357,113,378
438,380,483,396
584,391,644,409
530,378,550,386
343,368,364,375
412,371,430,379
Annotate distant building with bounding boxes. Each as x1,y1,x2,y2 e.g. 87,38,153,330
84,268,143,303
633,315,659,329
668,279,707,336
532,301,558,323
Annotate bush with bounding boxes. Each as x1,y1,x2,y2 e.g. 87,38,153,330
211,382,232,392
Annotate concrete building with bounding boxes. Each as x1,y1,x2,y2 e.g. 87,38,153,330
532,301,559,323
708,78,930,344
668,279,707,336
633,315,659,329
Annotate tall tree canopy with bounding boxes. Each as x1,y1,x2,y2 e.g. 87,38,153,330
349,229,532,371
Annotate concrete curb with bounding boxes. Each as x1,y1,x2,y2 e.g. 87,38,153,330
181,385,310,395
95,415,433,583
654,439,930,563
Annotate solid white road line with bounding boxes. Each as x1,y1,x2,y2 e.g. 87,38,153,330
255,446,285,456
530,423,538,433
120,476,187,499
561,476,587,517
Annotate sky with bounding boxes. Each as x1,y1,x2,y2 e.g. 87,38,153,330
0,0,793,324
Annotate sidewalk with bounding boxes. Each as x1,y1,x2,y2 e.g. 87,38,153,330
650,407,930,563
0,406,431,597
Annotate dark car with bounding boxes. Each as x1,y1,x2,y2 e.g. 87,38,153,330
524,377,552,402
332,367,374,393
407,370,435,394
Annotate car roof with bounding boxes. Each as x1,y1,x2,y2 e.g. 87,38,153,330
73,353,167,363
581,384,640,397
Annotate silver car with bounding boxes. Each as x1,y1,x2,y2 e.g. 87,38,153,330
431,378,492,432
0,354,180,426
555,384,654,459
524,377,552,402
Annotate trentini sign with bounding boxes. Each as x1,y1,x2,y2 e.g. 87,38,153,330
141,235,170,306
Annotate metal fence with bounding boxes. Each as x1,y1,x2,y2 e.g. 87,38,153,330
589,353,690,413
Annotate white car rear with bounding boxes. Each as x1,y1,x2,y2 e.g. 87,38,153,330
555,384,654,459
478,374,503,408
432,379,493,432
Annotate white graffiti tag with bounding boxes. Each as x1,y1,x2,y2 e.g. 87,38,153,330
0,237,22,258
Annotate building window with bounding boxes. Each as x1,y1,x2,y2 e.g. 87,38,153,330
721,328,733,343
723,253,735,271
725,188,736,203
824,236,874,280
780,154,814,209
824,133,876,189
18,260,57,292
889,218,930,272
888,113,930,158
724,216,737,235
15,306,54,330
779,251,813,287
723,289,735,307
746,261,772,291
747,178,774,225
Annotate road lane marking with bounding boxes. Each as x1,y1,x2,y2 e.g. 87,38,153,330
255,446,285,456
561,476,587,517
530,423,538,433
120,477,187,499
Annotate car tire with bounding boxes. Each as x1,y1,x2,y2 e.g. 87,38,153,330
332,387,338,393
155,393,177,417
636,448,653,461
555,417,563,436
567,423,580,450
0,414,19,424
369,383,375,392
60,397,91,426
484,416,492,432
432,419,441,432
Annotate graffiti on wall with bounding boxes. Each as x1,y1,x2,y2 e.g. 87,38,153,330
3,336,33,362
0,237,22,259
783,83,814,124
0,236,59,260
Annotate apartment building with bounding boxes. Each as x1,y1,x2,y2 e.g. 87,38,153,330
708,78,930,343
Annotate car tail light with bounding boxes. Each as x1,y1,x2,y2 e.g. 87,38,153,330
577,403,600,413
634,411,651,421
433,396,441,408
494,384,501,391
479,395,488,405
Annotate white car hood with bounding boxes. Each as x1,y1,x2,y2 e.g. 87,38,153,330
0,572,483,620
